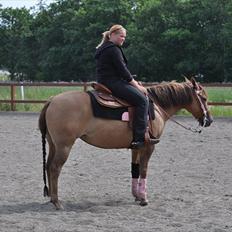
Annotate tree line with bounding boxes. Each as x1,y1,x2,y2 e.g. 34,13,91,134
0,0,232,82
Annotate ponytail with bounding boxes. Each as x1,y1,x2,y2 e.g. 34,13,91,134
96,31,110,49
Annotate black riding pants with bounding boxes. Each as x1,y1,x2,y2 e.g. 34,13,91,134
99,79,149,141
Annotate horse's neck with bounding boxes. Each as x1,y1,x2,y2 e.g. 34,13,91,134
155,105,182,122
151,82,191,121
151,105,182,138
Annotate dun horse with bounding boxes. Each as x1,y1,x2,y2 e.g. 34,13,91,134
39,78,212,209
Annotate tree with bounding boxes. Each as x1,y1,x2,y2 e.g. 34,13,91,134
127,0,232,82
1,0,232,82
176,0,231,82
0,7,33,80
33,0,135,81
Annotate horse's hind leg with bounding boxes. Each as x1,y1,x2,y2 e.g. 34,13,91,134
49,144,73,209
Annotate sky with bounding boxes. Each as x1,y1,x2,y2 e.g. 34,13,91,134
0,0,56,9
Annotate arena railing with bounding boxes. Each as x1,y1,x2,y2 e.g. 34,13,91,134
0,82,231,111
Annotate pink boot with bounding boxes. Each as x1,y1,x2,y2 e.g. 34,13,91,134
131,178,139,199
138,178,148,205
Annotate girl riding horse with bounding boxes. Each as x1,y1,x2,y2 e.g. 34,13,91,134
39,78,212,209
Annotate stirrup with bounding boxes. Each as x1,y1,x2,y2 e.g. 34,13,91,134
130,141,145,149
149,138,160,145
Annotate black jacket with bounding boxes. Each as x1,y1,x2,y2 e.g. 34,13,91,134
95,41,133,83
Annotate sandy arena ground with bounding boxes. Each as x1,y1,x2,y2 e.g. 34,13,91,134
0,112,231,232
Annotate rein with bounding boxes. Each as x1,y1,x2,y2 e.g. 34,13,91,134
148,88,207,134
157,106,202,133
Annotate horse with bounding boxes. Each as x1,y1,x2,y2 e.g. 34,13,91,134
38,78,213,209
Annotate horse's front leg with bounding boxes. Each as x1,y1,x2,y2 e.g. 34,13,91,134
131,149,140,201
138,145,154,206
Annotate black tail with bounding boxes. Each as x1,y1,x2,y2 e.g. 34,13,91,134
38,101,51,197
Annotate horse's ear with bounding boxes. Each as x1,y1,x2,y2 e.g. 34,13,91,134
182,74,190,83
190,77,199,90
185,77,190,83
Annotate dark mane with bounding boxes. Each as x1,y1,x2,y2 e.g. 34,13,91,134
148,81,193,109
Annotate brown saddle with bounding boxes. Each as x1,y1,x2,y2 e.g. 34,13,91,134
91,82,132,108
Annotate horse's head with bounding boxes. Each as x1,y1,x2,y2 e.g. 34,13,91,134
185,78,213,127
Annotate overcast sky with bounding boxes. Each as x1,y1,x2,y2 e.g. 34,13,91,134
0,0,56,9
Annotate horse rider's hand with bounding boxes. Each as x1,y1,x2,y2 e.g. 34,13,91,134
138,85,148,96
129,79,147,96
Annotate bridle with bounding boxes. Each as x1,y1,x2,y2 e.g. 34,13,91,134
148,86,209,134
194,88,209,128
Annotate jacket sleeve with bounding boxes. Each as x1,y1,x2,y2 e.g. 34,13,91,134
109,46,133,82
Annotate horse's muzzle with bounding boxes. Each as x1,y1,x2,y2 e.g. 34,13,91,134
199,114,213,127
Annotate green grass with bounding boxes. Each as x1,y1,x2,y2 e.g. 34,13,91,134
178,106,232,117
0,86,84,112
0,84,231,117
206,87,232,103
206,87,232,117
177,87,232,117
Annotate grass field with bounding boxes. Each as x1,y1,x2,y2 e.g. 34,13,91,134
0,83,231,117
179,87,232,117
206,87,232,117
0,85,83,111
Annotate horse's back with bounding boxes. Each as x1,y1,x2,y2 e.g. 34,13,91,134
48,90,92,117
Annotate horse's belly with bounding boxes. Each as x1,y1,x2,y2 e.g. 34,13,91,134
80,120,132,149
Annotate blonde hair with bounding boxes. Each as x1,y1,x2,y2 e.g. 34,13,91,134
96,24,126,49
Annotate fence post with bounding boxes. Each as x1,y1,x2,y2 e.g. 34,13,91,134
83,82,87,92
10,84,16,111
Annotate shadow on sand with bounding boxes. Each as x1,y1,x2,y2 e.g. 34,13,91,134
0,198,136,215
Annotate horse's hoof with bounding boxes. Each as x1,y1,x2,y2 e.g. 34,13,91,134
55,203,64,210
140,199,148,206
134,197,140,202
52,200,64,210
